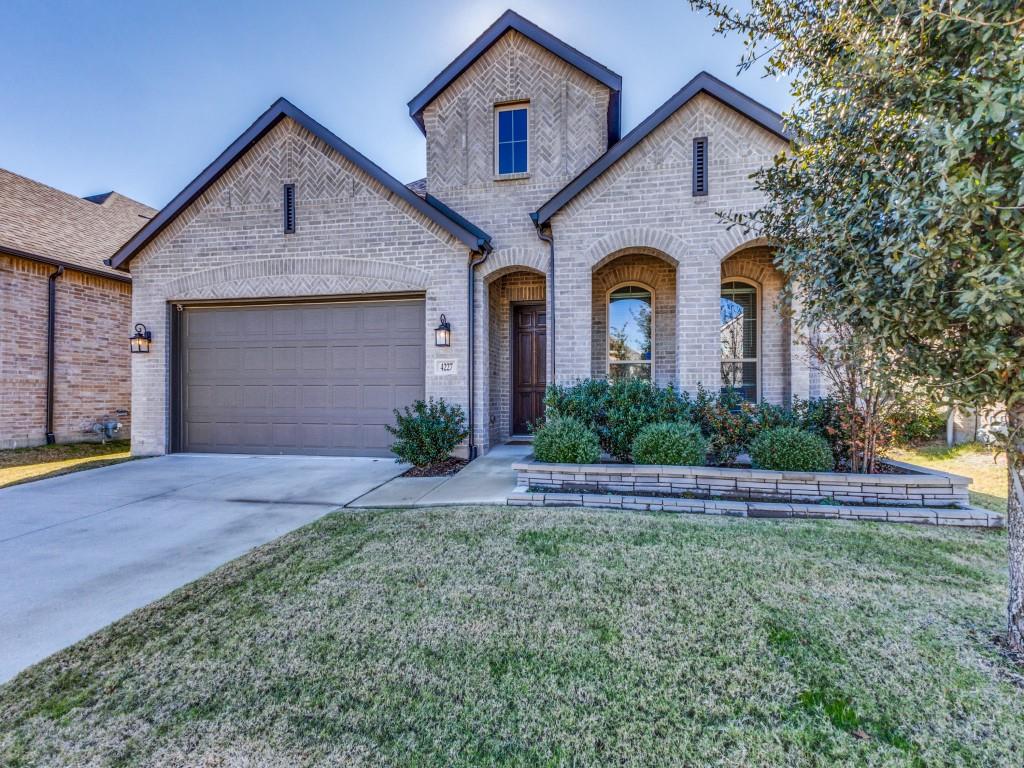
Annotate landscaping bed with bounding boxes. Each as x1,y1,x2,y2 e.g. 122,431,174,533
1,505,1020,766
508,457,1002,527
513,458,972,507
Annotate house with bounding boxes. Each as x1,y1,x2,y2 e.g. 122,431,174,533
0,169,155,449
109,9,819,459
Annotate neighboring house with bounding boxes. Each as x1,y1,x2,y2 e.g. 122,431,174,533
0,169,155,448
110,9,817,459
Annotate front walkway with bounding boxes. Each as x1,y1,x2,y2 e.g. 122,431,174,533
348,443,532,508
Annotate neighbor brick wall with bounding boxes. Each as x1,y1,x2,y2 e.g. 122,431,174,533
0,253,131,448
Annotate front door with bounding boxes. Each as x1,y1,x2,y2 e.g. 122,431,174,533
512,303,546,434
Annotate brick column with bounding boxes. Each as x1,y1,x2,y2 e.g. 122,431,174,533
553,258,592,384
788,292,811,404
676,253,721,394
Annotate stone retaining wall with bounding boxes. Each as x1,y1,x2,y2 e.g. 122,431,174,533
512,458,971,508
506,488,1003,528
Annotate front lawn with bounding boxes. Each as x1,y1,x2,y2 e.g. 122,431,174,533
1,506,1021,766
0,440,132,488
889,441,1008,513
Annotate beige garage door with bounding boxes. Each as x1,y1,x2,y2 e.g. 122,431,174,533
180,299,425,456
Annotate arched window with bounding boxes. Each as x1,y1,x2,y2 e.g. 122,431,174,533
608,284,653,380
721,280,758,401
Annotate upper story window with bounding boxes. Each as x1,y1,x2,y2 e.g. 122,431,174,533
495,103,528,175
608,284,653,381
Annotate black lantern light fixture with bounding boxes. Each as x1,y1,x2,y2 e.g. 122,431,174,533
130,323,152,354
434,314,451,347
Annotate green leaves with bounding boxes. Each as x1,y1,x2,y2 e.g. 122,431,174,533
690,0,1024,415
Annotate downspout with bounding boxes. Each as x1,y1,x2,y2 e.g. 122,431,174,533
467,242,491,460
531,214,555,383
45,265,64,444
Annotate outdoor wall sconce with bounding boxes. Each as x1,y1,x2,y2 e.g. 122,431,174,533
130,323,152,354
434,314,451,347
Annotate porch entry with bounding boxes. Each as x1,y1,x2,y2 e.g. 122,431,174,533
512,303,546,434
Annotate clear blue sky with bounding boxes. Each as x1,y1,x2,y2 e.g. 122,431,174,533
1,0,790,209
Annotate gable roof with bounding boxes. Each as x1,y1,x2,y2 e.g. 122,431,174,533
407,9,623,145
0,168,155,281
108,99,491,270
532,72,790,226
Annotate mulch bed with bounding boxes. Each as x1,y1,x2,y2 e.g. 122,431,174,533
402,457,469,478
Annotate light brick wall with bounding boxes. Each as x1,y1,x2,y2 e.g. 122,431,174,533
0,254,132,448
548,93,791,400
422,28,613,449
128,118,472,456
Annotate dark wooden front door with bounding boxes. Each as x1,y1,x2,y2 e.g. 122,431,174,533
513,304,546,434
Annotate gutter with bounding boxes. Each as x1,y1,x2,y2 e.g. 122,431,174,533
45,265,64,444
466,242,492,459
2,243,131,283
531,213,556,383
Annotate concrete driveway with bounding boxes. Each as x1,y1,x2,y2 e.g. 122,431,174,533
0,453,405,683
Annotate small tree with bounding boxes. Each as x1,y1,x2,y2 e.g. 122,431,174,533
803,323,909,473
690,0,1024,648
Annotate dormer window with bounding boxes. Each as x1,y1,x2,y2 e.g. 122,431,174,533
495,103,528,175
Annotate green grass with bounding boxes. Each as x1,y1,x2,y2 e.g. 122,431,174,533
1,506,1021,766
889,441,1008,513
0,440,132,488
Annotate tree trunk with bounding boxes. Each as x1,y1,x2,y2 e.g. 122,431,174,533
1008,405,1024,652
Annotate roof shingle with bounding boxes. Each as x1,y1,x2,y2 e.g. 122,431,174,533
0,168,156,279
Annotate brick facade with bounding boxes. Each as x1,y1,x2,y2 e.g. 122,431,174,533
0,254,132,448
125,17,809,457
128,119,473,456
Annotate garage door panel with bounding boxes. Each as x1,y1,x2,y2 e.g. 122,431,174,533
181,299,425,456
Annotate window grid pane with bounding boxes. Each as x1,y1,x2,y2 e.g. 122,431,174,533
497,107,528,174
720,281,757,402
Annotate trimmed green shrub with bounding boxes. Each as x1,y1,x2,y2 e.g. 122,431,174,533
532,416,601,464
632,422,707,466
386,398,467,468
750,427,834,472
544,379,610,442
604,378,692,461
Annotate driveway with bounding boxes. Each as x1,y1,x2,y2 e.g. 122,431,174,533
0,453,404,683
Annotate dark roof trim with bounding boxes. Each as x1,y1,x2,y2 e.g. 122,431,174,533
408,9,622,144
108,98,491,269
533,72,790,225
425,194,492,247
1,243,132,283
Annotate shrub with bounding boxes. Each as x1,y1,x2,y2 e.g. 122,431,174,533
544,379,610,442
632,422,707,466
691,385,754,465
889,398,947,446
750,427,834,473
386,398,467,468
604,378,692,461
532,416,601,464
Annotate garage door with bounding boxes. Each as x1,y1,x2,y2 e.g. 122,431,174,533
179,298,425,456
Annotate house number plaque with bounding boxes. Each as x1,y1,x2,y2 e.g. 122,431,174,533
434,359,458,376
